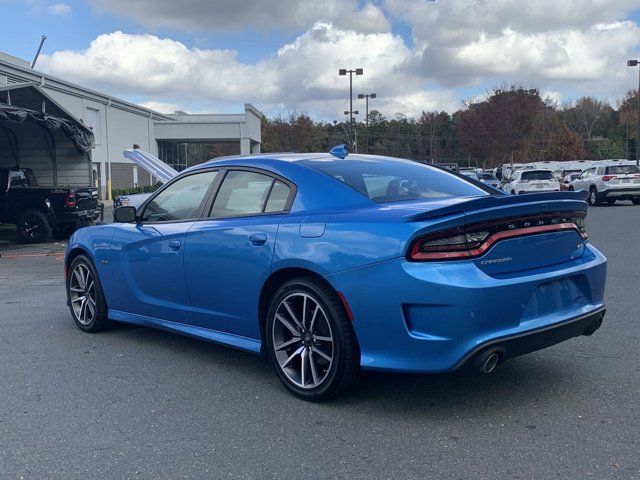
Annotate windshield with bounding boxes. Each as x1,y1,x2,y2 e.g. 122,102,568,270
521,170,555,181
301,157,491,203
605,165,640,175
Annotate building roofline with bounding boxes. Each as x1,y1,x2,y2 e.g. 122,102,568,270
0,81,93,135
0,56,172,120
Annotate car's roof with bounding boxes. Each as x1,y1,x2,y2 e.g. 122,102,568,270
193,152,418,169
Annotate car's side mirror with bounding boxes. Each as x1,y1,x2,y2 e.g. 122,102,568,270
113,206,137,223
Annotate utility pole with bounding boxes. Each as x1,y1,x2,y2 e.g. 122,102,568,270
627,60,640,166
339,68,363,152
358,93,376,153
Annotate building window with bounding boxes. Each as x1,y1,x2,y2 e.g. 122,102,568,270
85,107,101,145
158,141,188,171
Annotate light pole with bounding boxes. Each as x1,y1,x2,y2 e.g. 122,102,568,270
339,68,363,150
358,93,376,153
344,110,359,153
626,59,640,166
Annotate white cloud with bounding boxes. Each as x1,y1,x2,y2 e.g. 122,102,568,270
47,2,71,15
37,1,640,118
39,25,455,118
89,0,390,33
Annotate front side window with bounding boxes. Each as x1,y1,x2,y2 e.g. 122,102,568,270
141,170,218,222
211,170,292,218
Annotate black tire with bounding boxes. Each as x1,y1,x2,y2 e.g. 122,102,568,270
265,277,360,401
510,190,516,195
588,187,601,206
17,211,52,243
633,198,640,205
66,254,110,332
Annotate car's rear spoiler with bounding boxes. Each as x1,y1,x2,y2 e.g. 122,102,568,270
123,149,178,184
406,190,589,221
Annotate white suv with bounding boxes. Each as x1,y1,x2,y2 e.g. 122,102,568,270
570,164,640,205
502,169,560,195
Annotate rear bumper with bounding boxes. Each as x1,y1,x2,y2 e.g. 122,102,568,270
455,306,605,370
56,207,101,224
328,243,607,373
517,189,560,194
600,187,640,199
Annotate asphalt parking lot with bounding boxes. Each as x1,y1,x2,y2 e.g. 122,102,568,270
0,203,639,479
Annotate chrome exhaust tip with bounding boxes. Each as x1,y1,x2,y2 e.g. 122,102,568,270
480,352,500,374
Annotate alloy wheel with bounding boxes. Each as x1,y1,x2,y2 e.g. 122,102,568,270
271,292,334,389
69,263,97,325
21,216,44,241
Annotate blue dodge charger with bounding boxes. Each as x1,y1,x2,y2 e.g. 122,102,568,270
65,150,607,400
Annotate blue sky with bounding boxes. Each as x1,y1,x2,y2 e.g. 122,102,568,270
2,1,640,119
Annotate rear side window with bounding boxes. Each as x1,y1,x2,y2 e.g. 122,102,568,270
521,171,554,181
211,171,292,218
264,180,291,213
605,165,640,175
301,158,489,203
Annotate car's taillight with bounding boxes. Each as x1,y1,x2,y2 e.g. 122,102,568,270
602,175,615,181
65,193,77,207
408,211,587,261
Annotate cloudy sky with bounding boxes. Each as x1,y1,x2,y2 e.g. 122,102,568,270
2,0,640,119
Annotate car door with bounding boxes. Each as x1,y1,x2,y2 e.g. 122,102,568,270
573,168,593,191
110,169,220,324
183,168,296,338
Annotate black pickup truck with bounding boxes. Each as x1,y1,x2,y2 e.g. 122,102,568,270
0,168,101,242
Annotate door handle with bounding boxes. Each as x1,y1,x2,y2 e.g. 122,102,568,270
168,240,182,251
249,233,267,246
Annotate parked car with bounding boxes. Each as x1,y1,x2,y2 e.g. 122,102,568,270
502,169,560,195
476,172,500,188
555,169,582,182
569,164,640,205
561,172,581,191
0,167,100,242
112,149,179,213
65,152,606,400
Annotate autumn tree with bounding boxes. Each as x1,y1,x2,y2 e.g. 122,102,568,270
562,97,615,141
546,122,587,161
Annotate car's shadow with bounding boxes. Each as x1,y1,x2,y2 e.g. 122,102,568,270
100,323,584,417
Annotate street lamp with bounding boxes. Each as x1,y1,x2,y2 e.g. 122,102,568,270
626,59,640,166
358,93,376,153
339,67,363,135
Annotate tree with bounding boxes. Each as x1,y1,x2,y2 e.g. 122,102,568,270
456,86,542,167
546,123,586,161
562,97,614,141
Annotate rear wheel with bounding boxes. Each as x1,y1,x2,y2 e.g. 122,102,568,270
67,255,109,332
17,211,52,243
265,277,359,401
633,198,640,205
588,187,601,206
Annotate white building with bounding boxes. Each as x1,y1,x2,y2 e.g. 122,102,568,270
0,51,261,199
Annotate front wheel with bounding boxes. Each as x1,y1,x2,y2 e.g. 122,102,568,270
67,255,110,332
265,277,360,401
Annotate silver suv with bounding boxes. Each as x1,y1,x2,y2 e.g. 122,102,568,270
570,164,640,205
